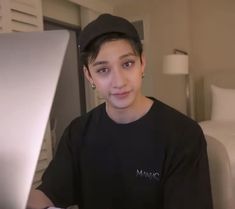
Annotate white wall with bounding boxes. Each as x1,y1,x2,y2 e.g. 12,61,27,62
69,0,113,14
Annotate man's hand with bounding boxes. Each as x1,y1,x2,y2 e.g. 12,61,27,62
26,189,54,209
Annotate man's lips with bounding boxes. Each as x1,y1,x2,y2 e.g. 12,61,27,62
112,91,130,98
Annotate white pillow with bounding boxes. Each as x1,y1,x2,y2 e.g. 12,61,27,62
211,85,235,121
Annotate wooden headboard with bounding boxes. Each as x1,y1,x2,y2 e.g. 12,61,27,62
201,71,235,121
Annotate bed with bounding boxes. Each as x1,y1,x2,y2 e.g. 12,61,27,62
197,71,235,209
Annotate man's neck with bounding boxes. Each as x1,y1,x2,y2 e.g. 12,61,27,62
105,96,153,124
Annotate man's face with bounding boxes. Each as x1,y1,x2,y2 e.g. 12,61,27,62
84,39,145,112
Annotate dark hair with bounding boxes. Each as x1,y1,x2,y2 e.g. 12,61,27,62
80,32,143,70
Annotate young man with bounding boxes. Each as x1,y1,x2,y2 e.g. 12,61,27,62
27,14,213,209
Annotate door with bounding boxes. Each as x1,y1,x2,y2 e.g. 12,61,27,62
44,19,85,152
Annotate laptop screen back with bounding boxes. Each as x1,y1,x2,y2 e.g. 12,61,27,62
0,30,69,209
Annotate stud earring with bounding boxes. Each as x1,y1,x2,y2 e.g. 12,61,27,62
91,83,96,90
142,72,145,79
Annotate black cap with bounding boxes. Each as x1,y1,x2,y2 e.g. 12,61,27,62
78,14,140,52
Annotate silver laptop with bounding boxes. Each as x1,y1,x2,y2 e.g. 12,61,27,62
0,30,69,209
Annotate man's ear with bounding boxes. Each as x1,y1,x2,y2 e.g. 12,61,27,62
83,67,93,84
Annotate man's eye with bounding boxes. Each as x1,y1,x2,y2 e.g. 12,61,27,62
123,60,134,69
96,68,109,74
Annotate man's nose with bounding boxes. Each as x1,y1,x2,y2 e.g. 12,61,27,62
112,68,127,88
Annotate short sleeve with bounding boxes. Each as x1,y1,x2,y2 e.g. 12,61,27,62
163,124,213,209
37,123,79,208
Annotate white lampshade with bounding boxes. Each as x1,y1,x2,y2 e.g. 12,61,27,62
163,54,189,75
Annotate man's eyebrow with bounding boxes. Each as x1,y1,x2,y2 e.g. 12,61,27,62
92,52,137,67
120,52,137,59
92,61,108,67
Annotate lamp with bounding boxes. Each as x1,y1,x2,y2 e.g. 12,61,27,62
163,50,191,117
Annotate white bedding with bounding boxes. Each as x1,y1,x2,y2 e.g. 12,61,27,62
196,71,235,208
199,120,235,190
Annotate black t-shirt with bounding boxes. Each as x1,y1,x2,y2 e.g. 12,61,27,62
38,99,213,209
